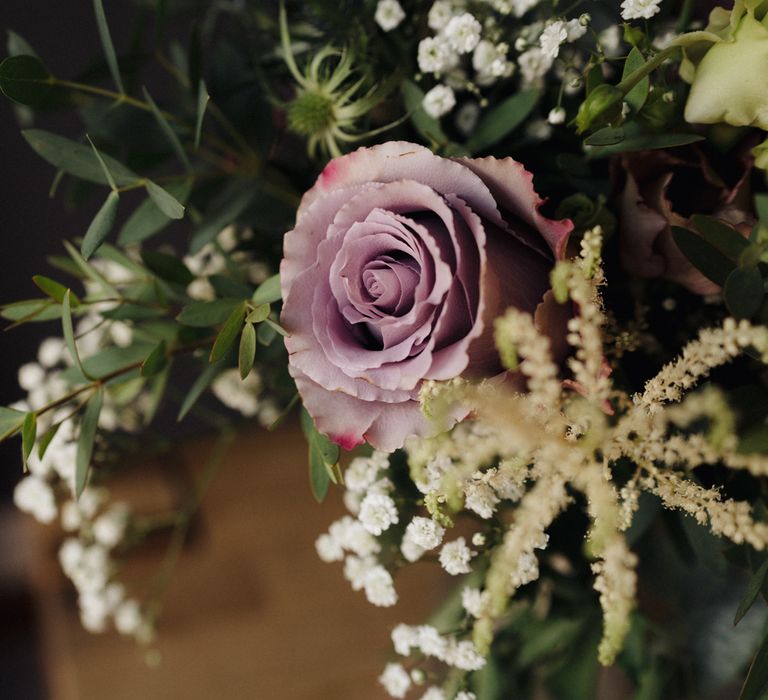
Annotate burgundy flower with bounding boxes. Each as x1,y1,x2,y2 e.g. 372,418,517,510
280,141,572,451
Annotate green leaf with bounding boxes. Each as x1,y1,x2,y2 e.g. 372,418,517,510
0,299,61,323
587,132,705,158
209,303,246,363
195,79,209,148
85,134,117,190
7,31,38,59
141,249,193,285
584,126,625,147
246,303,270,323
37,421,61,460
725,266,764,319
81,189,119,260
756,194,768,226
102,304,165,321
144,180,185,219
671,226,735,287
142,86,190,170
301,408,340,503
32,275,79,305
177,299,241,327
23,130,139,186
92,0,124,93
740,630,768,700
691,215,750,260
0,54,52,106
62,240,118,297
117,180,192,245
75,387,103,499
189,185,255,253
21,412,36,465
251,274,282,305
177,360,222,421
141,340,168,377
735,559,768,626
517,617,585,667
466,89,539,152
0,407,25,442
61,343,155,383
264,318,288,337
623,47,650,112
257,321,276,346
238,322,256,380
401,80,448,146
62,289,89,379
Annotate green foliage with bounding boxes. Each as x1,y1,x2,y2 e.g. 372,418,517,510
32,275,79,305
741,632,768,700
144,180,185,220
401,80,448,147
0,54,52,106
209,303,246,362
177,360,222,421
238,322,256,379
177,299,242,327
734,558,768,626
141,250,193,285
118,181,192,245
251,274,282,305
75,387,103,498
21,412,36,466
23,130,139,186
92,0,124,93
81,190,120,260
466,89,539,153
141,340,169,377
622,48,650,113
301,408,341,503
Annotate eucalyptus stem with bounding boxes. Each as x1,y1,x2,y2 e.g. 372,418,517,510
616,45,679,95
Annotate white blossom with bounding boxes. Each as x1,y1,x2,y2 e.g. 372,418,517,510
417,625,449,659
14,476,57,524
600,25,622,57
518,47,554,87
456,693,477,700
59,538,84,576
400,532,426,563
566,17,588,42
446,639,486,671
621,0,662,20
428,0,454,31
547,106,567,125
539,21,568,59
391,623,418,656
418,36,457,74
461,587,490,618
455,101,480,135
345,456,381,493
92,504,129,549
315,533,344,562
375,0,406,32
405,516,445,549
422,84,456,119
439,537,474,575
472,40,511,85
363,566,398,607
114,599,143,635
359,492,399,535
420,689,446,700
211,369,262,416
18,362,45,392
38,337,65,368
464,479,499,518
379,662,412,698
60,501,83,531
344,554,375,591
444,13,482,54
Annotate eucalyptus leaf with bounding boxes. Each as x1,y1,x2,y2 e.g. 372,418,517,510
81,189,119,260
257,321,277,346
0,54,52,106
725,266,764,319
301,408,339,503
32,275,78,305
189,184,255,253
584,126,624,147
37,421,61,460
62,290,88,379
62,240,118,297
587,132,705,158
741,631,768,700
735,559,768,626
141,249,193,285
92,0,124,93
0,407,25,442
21,412,36,465
118,180,192,245
142,86,190,170
145,180,185,219
75,388,103,499
195,79,209,149
23,130,139,186
238,322,256,380
623,47,650,112
141,340,168,377
691,214,750,261
671,226,735,287
86,134,117,190
251,274,281,305
0,299,61,323
466,89,539,152
264,318,288,337
209,303,246,362
62,343,155,384
177,298,241,327
246,303,270,323
7,30,38,59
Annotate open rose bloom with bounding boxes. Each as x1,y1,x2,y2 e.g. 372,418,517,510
281,142,572,451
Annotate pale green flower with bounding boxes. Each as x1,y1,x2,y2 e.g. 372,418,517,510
680,0,768,130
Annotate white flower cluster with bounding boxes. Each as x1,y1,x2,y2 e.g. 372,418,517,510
375,0,406,32
211,368,278,426
379,624,485,697
315,452,399,606
620,0,663,21
184,225,268,302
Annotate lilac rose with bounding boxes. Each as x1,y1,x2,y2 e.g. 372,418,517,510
280,141,572,451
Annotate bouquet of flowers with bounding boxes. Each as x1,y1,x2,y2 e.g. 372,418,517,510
4,0,768,697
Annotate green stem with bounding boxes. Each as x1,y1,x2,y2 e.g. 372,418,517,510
616,46,680,95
